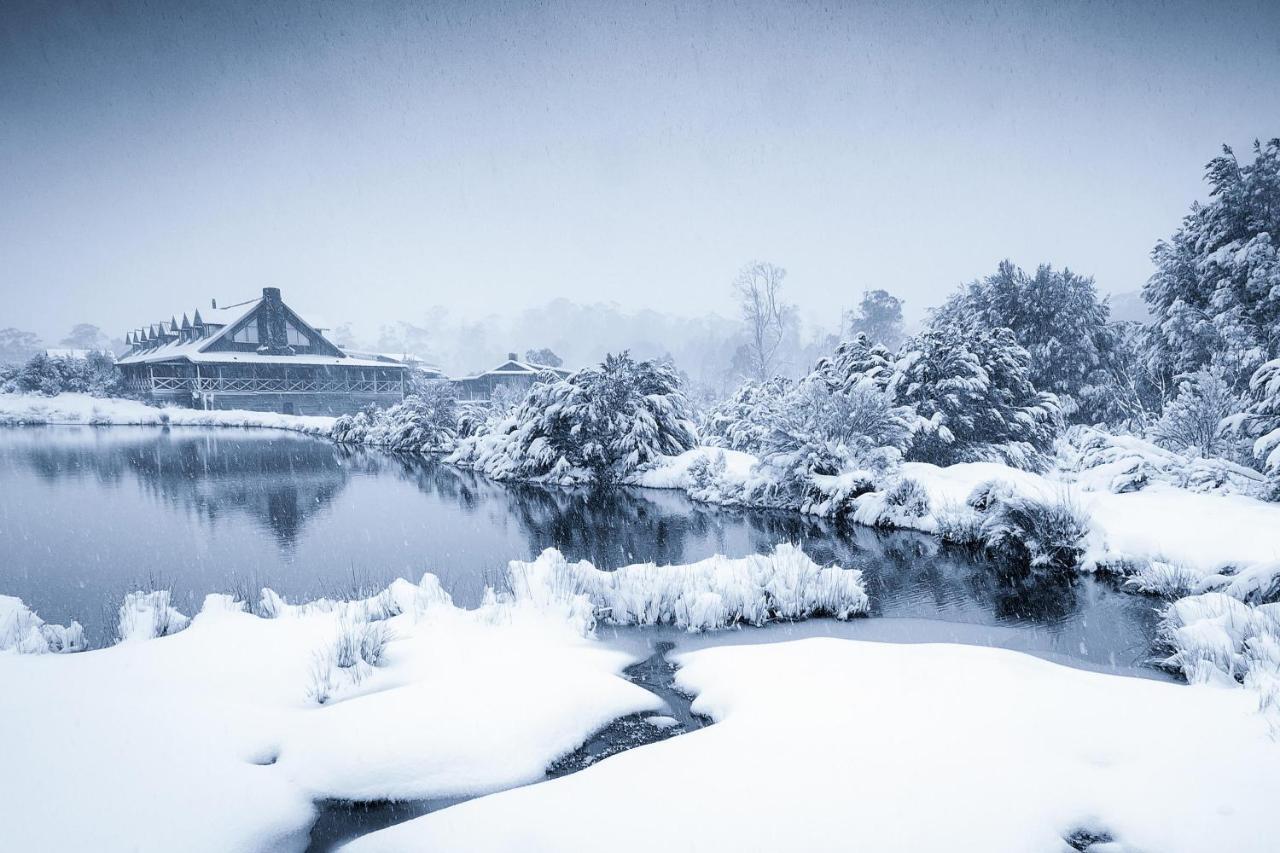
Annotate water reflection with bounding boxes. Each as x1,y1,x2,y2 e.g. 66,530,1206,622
0,427,1160,663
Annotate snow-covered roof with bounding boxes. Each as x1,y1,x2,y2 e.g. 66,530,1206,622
342,350,443,373
116,295,402,370
457,359,571,381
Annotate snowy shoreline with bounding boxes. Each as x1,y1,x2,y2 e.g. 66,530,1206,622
0,392,336,435
3,548,1278,853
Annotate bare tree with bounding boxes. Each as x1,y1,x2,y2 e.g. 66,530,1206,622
733,261,793,381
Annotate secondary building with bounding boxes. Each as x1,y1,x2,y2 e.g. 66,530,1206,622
453,353,572,402
116,287,425,415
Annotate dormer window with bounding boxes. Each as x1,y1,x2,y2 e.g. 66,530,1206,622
231,323,259,344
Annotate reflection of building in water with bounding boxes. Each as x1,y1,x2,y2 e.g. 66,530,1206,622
117,287,426,415
14,428,349,547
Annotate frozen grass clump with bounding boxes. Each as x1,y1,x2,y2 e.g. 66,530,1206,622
1123,560,1202,600
116,590,190,643
308,617,396,705
0,595,85,654
506,544,868,632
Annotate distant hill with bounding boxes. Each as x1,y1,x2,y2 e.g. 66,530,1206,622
1106,291,1152,324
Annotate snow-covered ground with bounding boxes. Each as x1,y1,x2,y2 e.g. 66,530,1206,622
0,547,867,852
0,392,335,434
344,635,1280,853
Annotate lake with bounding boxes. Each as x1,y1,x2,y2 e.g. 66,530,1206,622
0,426,1162,668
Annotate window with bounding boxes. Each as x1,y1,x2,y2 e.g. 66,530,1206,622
231,322,259,344
285,321,307,347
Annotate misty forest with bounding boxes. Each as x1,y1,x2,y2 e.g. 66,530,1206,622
2,3,1280,853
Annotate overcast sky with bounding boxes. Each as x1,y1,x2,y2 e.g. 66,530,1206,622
2,0,1278,341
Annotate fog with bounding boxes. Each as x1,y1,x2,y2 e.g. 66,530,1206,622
3,0,1279,374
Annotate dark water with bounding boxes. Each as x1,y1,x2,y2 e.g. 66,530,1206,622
0,426,1162,661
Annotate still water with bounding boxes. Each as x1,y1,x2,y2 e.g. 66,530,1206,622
0,426,1162,663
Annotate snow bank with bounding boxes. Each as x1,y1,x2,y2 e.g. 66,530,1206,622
0,595,85,654
0,392,335,434
507,544,868,631
0,573,660,853
345,637,1280,853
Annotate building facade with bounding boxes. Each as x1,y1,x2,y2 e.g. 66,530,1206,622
117,288,415,416
453,353,571,402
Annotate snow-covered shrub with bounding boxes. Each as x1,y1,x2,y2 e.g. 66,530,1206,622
8,351,125,398
889,326,1061,470
853,477,933,530
0,596,86,654
116,590,190,643
744,379,912,516
1227,358,1280,500
977,491,1090,575
934,503,983,547
1059,424,1266,497
807,334,895,393
700,376,792,453
505,544,868,632
449,352,697,486
331,383,459,453
1150,367,1242,459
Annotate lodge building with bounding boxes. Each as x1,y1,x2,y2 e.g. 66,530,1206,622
453,353,572,402
117,288,423,415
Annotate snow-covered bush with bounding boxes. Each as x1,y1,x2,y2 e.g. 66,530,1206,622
975,489,1090,575
1150,367,1242,459
852,477,933,530
1227,358,1280,500
889,326,1061,470
0,596,85,654
4,351,125,398
449,352,697,486
1059,424,1266,497
700,376,791,453
331,384,459,453
506,544,868,631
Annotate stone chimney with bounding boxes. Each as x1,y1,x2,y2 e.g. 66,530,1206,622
508,351,518,362
258,287,290,353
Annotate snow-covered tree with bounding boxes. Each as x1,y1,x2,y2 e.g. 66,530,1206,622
934,260,1137,425
59,323,112,352
450,352,697,485
9,351,123,397
0,328,42,365
700,376,792,454
332,383,460,453
845,289,905,350
524,348,563,368
888,326,1061,470
807,334,895,393
1144,139,1280,392
1150,368,1242,458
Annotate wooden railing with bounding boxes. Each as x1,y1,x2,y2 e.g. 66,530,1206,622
142,375,403,394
